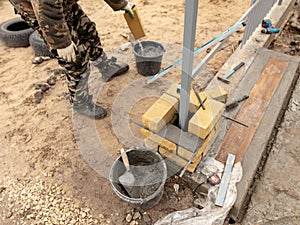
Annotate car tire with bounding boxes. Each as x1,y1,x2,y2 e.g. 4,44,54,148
29,31,54,57
0,17,34,47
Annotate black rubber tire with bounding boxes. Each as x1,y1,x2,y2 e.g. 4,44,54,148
0,17,34,47
29,31,54,57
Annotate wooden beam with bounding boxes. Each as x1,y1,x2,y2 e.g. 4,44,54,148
216,58,288,163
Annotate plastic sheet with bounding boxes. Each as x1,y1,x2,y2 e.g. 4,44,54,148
154,160,243,225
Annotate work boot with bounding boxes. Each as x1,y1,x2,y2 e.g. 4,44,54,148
94,54,129,82
73,95,107,119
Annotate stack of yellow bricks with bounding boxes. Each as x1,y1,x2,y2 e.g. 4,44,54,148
141,84,227,173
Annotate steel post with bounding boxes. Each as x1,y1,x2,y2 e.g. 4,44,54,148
179,0,199,131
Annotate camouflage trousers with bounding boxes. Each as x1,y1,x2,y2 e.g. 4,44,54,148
21,3,105,104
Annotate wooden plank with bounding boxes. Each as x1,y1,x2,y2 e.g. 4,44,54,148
216,58,289,163
215,154,236,207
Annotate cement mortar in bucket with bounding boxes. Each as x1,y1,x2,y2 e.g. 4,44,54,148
109,147,167,210
133,40,165,76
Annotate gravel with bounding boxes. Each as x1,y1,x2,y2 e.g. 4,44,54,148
0,177,103,225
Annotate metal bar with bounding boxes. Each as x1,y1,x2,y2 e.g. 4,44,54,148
146,20,245,84
192,39,226,78
215,154,236,207
192,86,205,110
179,0,199,131
179,146,201,177
222,114,249,127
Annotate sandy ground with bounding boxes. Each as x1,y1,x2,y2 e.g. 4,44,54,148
2,0,298,224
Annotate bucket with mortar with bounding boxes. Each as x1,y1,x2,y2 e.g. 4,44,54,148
109,147,167,210
133,40,165,76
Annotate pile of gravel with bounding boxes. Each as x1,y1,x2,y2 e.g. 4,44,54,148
0,177,100,225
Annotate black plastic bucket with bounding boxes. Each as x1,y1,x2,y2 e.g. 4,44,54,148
133,40,165,76
109,147,167,210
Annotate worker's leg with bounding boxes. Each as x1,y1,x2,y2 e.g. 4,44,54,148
55,3,109,118
16,3,106,119
67,4,129,82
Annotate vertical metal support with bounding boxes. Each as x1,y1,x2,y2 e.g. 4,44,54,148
179,0,199,131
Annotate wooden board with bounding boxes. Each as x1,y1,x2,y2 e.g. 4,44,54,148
216,58,289,163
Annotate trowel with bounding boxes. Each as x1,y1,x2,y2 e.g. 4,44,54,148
118,148,138,198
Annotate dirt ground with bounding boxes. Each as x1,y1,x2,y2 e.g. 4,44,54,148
0,0,298,224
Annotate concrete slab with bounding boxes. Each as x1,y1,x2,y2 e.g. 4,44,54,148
229,50,299,222
158,124,204,153
186,48,299,221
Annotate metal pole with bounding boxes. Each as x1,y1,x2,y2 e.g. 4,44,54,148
192,39,226,78
179,0,199,131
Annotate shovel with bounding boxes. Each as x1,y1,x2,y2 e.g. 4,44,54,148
118,148,138,198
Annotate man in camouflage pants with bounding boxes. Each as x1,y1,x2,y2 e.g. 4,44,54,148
8,0,134,119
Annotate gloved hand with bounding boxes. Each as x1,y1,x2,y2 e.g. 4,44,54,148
123,2,135,19
57,41,77,62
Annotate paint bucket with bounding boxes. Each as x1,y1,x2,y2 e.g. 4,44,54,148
133,40,165,76
109,147,167,210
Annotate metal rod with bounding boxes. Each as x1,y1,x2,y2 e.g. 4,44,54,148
146,1,258,85
222,114,249,127
146,20,245,84
179,0,199,131
192,39,226,79
179,146,200,177
192,86,205,110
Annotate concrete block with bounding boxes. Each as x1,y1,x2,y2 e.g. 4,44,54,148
142,94,178,132
204,86,228,103
165,84,207,113
159,124,204,153
188,99,224,139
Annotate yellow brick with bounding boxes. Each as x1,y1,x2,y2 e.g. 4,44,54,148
145,119,221,173
150,135,176,152
188,98,224,139
144,138,159,151
165,84,207,113
161,139,176,152
159,147,187,168
204,86,228,103
160,93,179,111
169,113,178,124
187,119,221,172
140,128,151,138
178,146,194,161
141,128,176,152
142,96,178,132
